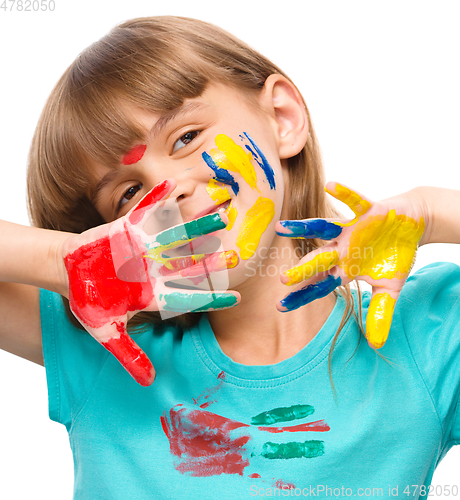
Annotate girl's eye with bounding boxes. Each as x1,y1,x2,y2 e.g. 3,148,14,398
172,130,200,153
119,183,143,208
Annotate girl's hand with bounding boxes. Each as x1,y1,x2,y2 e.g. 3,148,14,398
61,179,239,386
275,182,427,349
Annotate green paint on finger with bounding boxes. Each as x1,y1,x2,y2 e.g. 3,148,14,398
251,404,315,425
261,440,325,460
155,213,226,246
163,292,238,312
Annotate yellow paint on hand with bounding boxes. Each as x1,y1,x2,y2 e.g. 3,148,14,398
325,183,372,227
211,134,258,190
338,210,425,280
366,292,396,348
236,197,275,260
206,179,231,206
283,251,340,286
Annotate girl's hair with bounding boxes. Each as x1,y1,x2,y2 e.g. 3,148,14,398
26,16,365,384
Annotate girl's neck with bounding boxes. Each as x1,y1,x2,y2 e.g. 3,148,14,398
207,239,336,366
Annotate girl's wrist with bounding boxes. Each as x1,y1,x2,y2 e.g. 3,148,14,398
409,186,460,246
0,220,72,296
50,231,72,298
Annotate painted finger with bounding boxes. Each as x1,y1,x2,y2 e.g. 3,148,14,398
86,320,155,386
277,275,342,312
366,289,398,349
157,289,240,313
324,182,373,226
127,179,176,226
281,250,340,286
150,212,228,254
276,219,343,240
159,250,239,278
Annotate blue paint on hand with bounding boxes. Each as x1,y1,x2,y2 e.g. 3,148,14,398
243,132,276,190
277,219,342,240
280,275,342,312
202,151,240,195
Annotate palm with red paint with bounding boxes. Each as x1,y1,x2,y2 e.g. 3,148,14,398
61,179,240,386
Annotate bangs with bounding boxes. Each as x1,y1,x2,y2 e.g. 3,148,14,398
61,27,212,174
59,16,270,175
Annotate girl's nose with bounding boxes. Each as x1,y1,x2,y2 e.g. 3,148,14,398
143,198,184,235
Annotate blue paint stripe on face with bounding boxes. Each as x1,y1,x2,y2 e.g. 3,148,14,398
277,219,342,240
202,151,239,195
280,275,342,312
242,132,276,190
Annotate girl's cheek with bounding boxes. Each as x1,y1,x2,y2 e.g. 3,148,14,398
202,132,279,261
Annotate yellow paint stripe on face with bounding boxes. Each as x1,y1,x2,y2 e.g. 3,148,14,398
225,202,238,231
325,183,372,227
236,197,275,260
211,134,258,190
283,250,339,286
366,292,396,348
206,178,231,206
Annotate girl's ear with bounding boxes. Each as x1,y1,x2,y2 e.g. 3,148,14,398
260,74,309,160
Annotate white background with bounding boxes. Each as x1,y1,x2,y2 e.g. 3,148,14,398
1,1,459,498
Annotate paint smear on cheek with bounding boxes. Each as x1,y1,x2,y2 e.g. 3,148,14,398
236,197,275,260
205,179,238,231
202,151,240,195
206,178,231,205
242,132,276,190
122,144,147,165
212,134,258,190
225,202,238,231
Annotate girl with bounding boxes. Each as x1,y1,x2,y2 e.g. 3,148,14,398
1,15,460,499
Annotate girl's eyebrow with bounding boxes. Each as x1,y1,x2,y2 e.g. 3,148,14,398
91,102,210,205
150,102,209,139
91,169,121,205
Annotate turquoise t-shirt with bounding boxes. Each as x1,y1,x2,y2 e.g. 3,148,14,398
40,262,460,499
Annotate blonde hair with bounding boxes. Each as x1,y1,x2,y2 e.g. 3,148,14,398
27,16,365,383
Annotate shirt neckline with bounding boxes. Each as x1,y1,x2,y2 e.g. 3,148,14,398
188,292,352,388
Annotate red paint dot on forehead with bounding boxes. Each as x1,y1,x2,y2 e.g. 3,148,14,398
122,144,147,165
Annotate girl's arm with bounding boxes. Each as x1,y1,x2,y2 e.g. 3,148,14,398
0,220,70,365
415,186,460,245
275,182,442,350
1,180,240,385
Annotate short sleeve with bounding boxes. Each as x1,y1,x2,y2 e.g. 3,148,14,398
39,289,109,430
396,262,460,446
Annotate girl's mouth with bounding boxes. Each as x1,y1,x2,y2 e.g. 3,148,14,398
165,199,233,257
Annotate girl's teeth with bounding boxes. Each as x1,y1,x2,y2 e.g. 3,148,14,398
217,200,231,213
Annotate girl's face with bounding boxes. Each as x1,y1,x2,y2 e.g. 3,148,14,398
92,83,287,288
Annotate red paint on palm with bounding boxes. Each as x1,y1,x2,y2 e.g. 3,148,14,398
102,325,155,386
64,235,154,328
64,235,156,385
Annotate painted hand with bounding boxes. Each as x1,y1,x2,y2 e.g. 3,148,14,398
275,182,426,349
62,179,240,386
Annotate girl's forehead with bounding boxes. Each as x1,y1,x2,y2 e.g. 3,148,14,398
118,84,262,149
